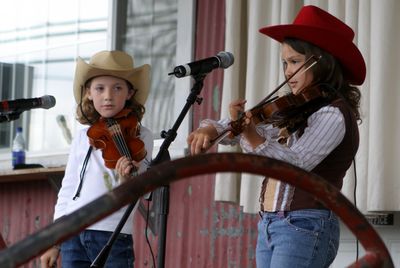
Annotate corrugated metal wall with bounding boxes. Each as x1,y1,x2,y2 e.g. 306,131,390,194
192,0,225,126
0,1,260,267
133,179,259,268
0,180,58,268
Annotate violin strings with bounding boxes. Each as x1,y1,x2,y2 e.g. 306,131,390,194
114,124,132,160
104,118,139,176
107,121,125,156
106,119,132,161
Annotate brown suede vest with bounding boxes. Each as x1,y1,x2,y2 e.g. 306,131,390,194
260,98,359,211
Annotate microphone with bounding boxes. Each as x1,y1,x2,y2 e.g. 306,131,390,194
169,51,234,78
0,95,56,113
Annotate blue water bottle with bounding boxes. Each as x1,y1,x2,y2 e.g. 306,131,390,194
12,127,26,168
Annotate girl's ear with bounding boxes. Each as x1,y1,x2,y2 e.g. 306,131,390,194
127,88,136,100
86,88,92,100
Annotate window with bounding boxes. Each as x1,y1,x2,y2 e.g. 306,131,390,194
0,0,194,168
121,0,195,153
0,63,33,148
0,0,109,166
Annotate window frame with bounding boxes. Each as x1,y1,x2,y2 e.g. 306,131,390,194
111,0,196,159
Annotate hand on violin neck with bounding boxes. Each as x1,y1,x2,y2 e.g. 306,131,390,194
229,99,247,120
234,111,265,148
229,109,254,135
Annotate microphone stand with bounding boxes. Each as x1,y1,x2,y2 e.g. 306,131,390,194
91,73,207,268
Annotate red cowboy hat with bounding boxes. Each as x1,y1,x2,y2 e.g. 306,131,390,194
259,5,366,85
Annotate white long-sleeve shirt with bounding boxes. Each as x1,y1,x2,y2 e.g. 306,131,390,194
202,104,352,212
202,105,345,172
54,125,153,234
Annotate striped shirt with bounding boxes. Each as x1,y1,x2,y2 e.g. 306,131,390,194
201,101,355,212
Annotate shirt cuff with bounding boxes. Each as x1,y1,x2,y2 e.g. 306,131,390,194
199,118,229,134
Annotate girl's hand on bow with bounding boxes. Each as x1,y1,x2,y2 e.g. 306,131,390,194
187,125,218,155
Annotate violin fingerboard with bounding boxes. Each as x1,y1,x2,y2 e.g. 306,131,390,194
106,119,133,161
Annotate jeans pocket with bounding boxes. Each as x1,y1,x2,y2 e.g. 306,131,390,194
284,215,322,235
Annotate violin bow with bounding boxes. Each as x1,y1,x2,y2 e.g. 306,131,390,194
207,55,321,148
254,55,321,110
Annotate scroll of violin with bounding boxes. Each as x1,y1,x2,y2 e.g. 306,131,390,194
87,108,147,169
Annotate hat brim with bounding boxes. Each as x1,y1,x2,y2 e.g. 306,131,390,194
73,57,151,105
259,25,366,85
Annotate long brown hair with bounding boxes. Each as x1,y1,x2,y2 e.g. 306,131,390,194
283,38,361,121
76,77,145,125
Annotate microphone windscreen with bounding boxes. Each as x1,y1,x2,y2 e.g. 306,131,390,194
42,95,56,109
217,51,234,68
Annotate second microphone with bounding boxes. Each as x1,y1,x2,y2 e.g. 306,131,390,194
169,51,234,78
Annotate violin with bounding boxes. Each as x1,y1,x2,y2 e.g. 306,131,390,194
234,85,325,132
211,85,327,145
87,108,147,169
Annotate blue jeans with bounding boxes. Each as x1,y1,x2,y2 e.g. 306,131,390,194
60,230,134,268
256,209,339,268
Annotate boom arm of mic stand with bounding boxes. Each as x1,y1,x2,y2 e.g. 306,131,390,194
91,74,207,268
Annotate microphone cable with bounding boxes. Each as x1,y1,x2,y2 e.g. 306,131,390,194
144,198,156,268
353,157,359,261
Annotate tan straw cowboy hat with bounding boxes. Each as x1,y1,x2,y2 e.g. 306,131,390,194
259,5,366,85
73,50,151,105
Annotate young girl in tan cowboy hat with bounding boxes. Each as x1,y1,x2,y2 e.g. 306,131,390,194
187,5,365,267
40,50,153,268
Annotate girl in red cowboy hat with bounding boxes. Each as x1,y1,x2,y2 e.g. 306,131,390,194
40,50,153,268
187,5,365,268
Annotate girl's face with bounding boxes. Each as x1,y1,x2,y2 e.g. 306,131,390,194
87,76,133,118
281,43,313,95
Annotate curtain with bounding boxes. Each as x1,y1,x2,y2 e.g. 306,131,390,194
214,0,400,214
